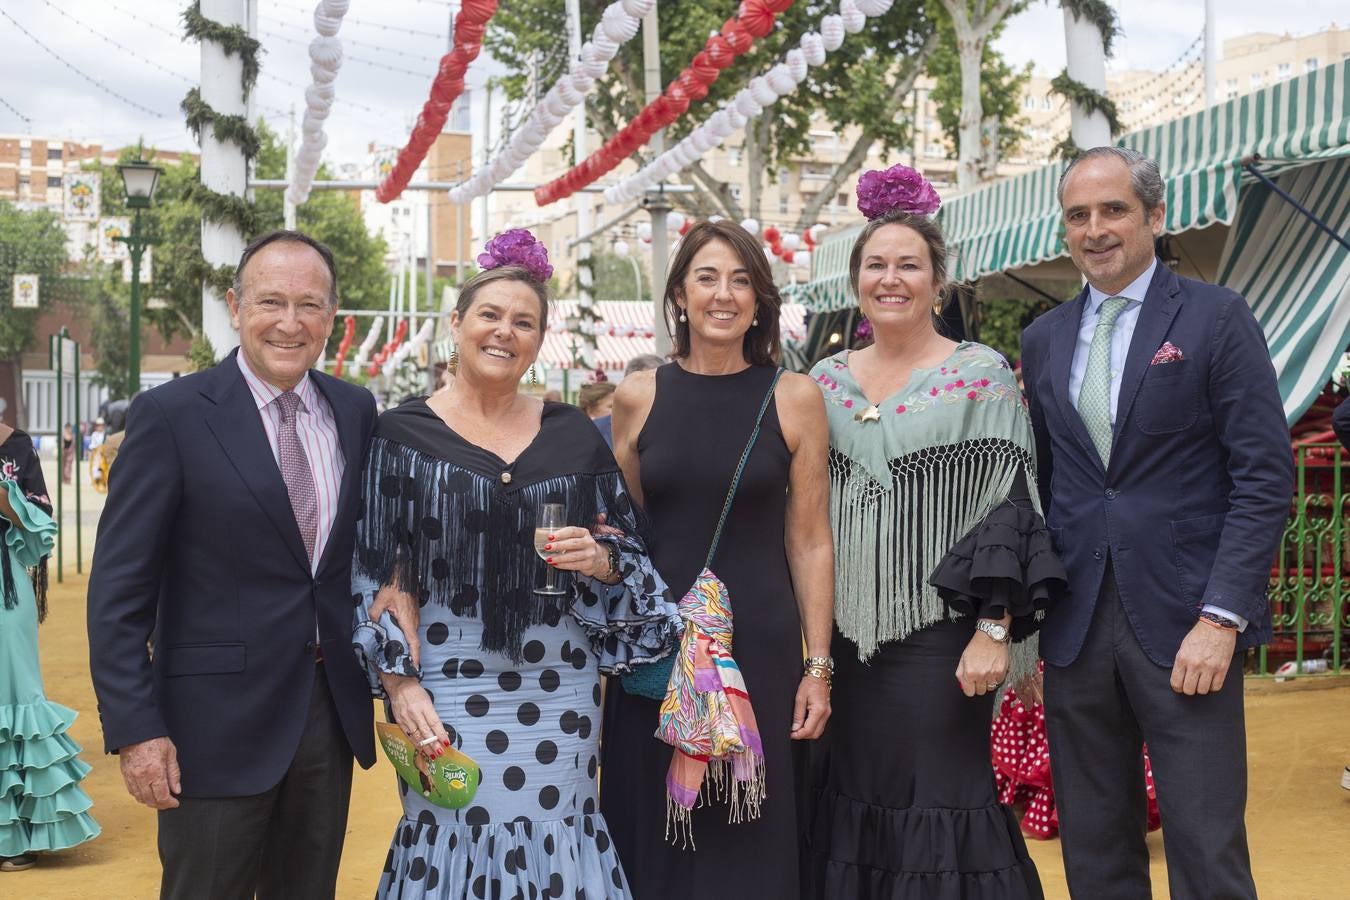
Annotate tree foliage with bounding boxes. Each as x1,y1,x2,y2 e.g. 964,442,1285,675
76,123,391,382
484,0,935,221
926,10,1030,159
0,203,70,361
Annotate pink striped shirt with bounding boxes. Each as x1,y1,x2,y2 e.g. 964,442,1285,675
236,353,344,573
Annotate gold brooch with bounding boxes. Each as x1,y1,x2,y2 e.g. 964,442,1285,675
854,405,881,423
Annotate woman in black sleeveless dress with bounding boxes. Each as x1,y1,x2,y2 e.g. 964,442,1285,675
600,220,835,899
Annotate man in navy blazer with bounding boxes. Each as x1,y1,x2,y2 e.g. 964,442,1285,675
88,231,392,899
1021,148,1292,899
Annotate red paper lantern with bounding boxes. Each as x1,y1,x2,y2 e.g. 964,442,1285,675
738,0,776,38
763,225,781,243
764,0,793,12
706,35,735,68
722,22,752,54
679,220,691,236
780,249,794,264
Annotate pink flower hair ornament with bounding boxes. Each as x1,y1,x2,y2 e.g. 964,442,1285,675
855,163,942,221
476,228,554,284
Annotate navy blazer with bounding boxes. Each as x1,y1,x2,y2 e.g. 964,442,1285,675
1334,395,1350,450
1021,262,1293,667
87,350,378,797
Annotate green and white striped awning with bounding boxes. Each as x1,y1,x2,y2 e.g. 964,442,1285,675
939,57,1350,281
1216,155,1350,426
785,223,862,312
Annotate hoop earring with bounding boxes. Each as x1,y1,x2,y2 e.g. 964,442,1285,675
448,347,459,374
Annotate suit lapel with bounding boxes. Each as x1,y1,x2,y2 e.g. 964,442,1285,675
202,353,312,573
310,371,364,574
1113,264,1182,439
1047,289,1102,469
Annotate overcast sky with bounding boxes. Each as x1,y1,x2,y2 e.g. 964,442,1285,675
0,1,1343,167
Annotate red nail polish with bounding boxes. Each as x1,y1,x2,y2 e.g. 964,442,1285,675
544,544,553,550
548,534,556,540
546,557,553,564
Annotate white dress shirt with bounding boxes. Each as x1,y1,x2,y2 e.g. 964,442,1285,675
236,353,344,574
1069,259,1246,631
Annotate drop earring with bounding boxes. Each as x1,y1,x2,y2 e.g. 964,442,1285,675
678,308,687,323
448,347,460,374
529,366,540,387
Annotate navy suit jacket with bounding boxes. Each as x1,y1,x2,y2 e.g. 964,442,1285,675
1334,395,1350,450
87,350,378,796
1021,262,1293,667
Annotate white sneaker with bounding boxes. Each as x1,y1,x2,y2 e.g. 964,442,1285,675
1342,767,1350,791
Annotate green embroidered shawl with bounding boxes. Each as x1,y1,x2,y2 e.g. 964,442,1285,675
810,342,1041,674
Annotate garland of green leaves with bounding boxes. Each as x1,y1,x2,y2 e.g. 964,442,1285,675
572,253,601,358
1052,0,1122,159
182,88,261,160
182,1,262,367
182,1,260,96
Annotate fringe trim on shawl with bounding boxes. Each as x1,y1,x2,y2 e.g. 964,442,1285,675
829,438,1037,666
354,436,610,663
664,752,767,850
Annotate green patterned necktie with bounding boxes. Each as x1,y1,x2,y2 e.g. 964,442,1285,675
1078,296,1130,466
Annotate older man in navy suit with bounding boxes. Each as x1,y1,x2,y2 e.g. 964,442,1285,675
1021,148,1293,899
88,231,415,899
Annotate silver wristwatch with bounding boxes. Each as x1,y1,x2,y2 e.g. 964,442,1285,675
976,619,1011,643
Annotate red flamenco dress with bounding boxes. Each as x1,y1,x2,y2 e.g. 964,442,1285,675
991,661,1161,839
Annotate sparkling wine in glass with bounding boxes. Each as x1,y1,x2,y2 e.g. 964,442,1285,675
534,501,566,595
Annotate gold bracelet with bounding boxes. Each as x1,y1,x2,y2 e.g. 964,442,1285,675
804,665,833,687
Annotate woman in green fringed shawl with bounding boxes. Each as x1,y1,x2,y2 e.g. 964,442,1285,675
802,165,1064,900
0,424,100,871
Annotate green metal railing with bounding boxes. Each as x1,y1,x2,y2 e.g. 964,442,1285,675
1251,443,1347,678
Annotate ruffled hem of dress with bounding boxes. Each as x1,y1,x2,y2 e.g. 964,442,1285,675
375,813,630,900
807,787,1041,882
0,809,100,856
928,500,1067,640
810,854,1043,900
0,698,76,743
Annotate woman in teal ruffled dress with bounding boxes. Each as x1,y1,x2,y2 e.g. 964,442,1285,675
0,424,99,872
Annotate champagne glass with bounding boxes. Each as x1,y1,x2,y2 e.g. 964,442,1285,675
534,501,567,596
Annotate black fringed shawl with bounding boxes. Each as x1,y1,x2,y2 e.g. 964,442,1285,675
354,399,646,662
0,426,52,622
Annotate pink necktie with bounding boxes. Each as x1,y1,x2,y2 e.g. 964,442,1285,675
277,391,318,566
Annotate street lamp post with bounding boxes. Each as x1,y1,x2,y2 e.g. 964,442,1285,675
116,157,163,397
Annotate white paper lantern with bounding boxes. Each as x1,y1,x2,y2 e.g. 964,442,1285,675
841,0,866,33
795,249,811,270
810,223,828,243
781,233,801,252
740,217,760,235
785,49,808,83
613,239,630,257
821,15,845,51
800,32,826,66
637,222,652,241
666,211,686,232
858,0,894,16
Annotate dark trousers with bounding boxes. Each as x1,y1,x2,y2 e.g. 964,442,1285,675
1044,567,1257,900
158,664,354,900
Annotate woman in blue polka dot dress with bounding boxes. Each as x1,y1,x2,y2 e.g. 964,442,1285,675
351,242,680,900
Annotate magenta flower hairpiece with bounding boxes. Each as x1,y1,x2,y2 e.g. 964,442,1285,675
477,228,554,284
855,164,942,221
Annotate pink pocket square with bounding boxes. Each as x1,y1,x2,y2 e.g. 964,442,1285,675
1150,342,1184,365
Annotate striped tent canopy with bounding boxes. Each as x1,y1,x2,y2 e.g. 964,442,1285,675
939,57,1350,281
537,300,808,370
784,223,863,312
1216,156,1350,425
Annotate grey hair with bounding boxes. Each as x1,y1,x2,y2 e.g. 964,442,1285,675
1057,146,1165,213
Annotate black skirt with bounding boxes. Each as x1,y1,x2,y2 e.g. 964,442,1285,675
804,620,1045,900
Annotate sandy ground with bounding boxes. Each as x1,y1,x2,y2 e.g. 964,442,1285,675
11,459,1350,898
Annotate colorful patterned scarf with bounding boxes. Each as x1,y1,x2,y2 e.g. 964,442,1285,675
654,567,765,848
